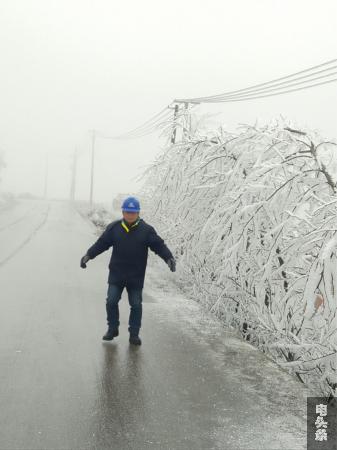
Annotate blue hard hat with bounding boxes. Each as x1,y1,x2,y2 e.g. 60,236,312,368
121,196,140,212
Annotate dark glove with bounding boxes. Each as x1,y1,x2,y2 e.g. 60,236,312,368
166,256,176,272
80,254,91,269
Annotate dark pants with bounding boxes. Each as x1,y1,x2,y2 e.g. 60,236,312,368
106,283,143,335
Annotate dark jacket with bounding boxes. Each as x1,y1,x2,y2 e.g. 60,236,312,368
86,218,173,288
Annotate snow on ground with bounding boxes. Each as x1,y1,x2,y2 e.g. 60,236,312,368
145,252,311,383
74,200,118,235
0,191,18,211
144,255,312,449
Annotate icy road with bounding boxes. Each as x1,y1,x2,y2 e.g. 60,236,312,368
0,199,310,450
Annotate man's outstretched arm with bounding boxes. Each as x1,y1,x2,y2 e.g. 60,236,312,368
86,231,112,259
147,226,176,271
80,225,113,268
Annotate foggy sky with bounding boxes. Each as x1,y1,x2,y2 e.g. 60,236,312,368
0,0,336,204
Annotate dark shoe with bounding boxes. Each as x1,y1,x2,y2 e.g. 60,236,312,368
102,328,119,341
129,334,142,345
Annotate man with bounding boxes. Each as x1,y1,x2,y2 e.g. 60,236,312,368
80,196,176,346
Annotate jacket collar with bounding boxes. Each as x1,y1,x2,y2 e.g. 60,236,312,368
121,217,141,233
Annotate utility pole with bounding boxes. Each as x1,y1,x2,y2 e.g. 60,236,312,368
70,148,77,202
182,102,191,141
43,153,48,199
89,130,96,208
171,104,179,144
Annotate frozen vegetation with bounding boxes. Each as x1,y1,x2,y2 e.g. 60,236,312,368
137,115,337,399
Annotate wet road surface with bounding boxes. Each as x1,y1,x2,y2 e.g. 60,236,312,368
0,199,310,449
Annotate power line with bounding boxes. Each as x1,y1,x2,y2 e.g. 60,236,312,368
97,106,172,140
189,72,337,103
113,110,173,139
114,107,171,138
99,104,195,140
175,58,337,103
193,66,337,101
89,59,337,141
191,77,337,103
97,114,169,140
